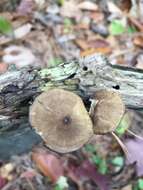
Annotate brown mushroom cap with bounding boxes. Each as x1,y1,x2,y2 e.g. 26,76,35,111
29,89,93,153
90,90,125,134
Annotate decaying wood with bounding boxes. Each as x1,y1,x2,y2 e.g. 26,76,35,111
0,54,143,160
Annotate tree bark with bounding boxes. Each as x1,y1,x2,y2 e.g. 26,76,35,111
0,54,143,160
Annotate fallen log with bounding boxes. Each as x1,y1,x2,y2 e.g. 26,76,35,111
0,54,143,160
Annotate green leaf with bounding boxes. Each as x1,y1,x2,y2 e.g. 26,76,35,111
48,58,63,67
127,26,137,33
92,155,101,165
63,18,73,33
109,20,126,35
0,16,13,36
138,179,143,190
111,156,124,173
111,156,124,166
98,159,108,174
84,144,96,153
54,176,68,190
54,185,62,190
115,113,130,135
133,184,139,190
57,0,65,6
64,18,73,26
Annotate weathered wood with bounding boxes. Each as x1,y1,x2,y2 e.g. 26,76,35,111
0,54,143,160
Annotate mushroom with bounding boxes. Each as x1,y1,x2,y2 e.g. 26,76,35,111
29,88,93,153
90,89,125,134
90,89,143,157
89,89,130,155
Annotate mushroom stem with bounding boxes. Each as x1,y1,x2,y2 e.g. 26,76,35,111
89,99,98,116
127,129,143,141
111,132,130,159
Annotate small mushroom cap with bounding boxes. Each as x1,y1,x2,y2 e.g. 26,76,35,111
29,89,93,153
90,90,125,134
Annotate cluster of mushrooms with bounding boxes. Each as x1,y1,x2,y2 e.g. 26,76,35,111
29,88,125,153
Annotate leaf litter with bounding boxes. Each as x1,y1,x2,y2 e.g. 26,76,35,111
0,0,143,189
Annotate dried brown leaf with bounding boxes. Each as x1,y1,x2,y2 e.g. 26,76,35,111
17,0,35,15
128,17,143,32
32,148,64,182
90,11,104,23
60,0,80,19
75,39,89,50
133,35,143,48
78,1,98,11
0,63,8,73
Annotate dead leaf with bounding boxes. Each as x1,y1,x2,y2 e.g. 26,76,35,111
125,138,143,176
136,54,143,69
3,45,37,68
139,0,143,23
80,47,111,56
14,23,32,39
0,63,8,73
88,39,110,49
133,35,143,48
76,38,111,53
80,49,96,57
0,36,12,45
12,16,30,29
90,11,104,23
121,184,132,190
0,163,15,181
0,176,7,189
0,12,14,21
128,17,143,32
107,1,122,15
32,148,64,182
112,164,135,189
57,34,76,43
67,160,109,190
118,0,131,12
17,0,35,15
34,0,45,10
75,39,89,50
60,0,81,19
20,169,37,179
75,23,89,30
106,35,119,49
78,1,98,11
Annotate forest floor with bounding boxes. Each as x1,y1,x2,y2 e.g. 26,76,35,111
0,0,143,190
